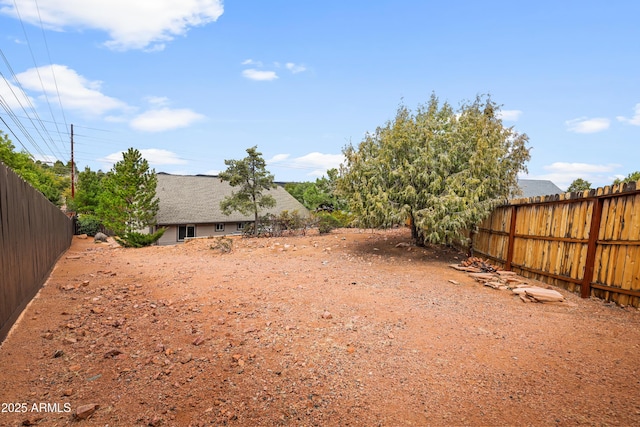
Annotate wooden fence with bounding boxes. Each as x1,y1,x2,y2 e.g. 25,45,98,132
0,162,73,343
473,181,640,307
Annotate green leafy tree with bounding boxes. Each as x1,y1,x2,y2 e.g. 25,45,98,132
284,181,315,208
285,168,346,211
68,167,106,214
219,146,276,235
0,131,64,205
97,148,159,237
567,178,592,192
338,94,530,245
613,171,640,185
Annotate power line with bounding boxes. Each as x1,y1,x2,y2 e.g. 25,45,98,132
10,0,66,160
35,0,69,134
0,49,64,161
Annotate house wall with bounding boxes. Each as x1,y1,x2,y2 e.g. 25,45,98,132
157,222,247,245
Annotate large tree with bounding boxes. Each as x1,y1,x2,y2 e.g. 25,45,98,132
219,146,276,235
337,94,531,245
567,178,592,192
613,171,640,185
97,148,159,235
0,131,65,205
285,168,346,211
68,166,106,215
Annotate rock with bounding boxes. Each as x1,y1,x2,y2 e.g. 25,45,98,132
75,403,99,420
149,415,163,426
76,234,88,239
94,232,108,243
53,349,64,358
322,311,333,319
192,336,205,346
104,349,123,358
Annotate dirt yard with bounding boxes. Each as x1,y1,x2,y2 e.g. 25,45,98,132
1,228,639,426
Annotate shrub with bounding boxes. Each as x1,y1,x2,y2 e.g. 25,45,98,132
115,228,166,248
329,210,355,228
76,214,102,236
316,212,341,234
210,236,233,253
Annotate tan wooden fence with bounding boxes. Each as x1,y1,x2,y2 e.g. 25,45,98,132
473,181,640,307
0,162,73,343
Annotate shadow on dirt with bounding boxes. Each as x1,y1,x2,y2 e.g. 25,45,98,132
341,227,467,265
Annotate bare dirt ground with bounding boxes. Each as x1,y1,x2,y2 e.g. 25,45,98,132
1,228,640,427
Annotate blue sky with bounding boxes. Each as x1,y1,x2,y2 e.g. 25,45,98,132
0,0,638,190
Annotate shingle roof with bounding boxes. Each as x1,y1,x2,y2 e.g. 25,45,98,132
516,179,563,198
155,173,309,225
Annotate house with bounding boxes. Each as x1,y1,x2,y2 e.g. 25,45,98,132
154,173,309,245
515,179,563,199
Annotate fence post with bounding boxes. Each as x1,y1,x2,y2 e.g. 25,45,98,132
581,197,604,298
505,205,517,271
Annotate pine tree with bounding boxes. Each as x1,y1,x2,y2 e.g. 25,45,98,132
219,146,276,235
97,148,159,236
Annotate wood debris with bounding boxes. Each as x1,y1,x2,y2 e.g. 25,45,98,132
460,256,497,272
450,257,564,304
512,286,565,303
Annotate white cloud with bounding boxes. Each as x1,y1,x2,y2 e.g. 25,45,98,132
525,162,622,190
268,154,290,162
0,79,34,109
242,69,278,81
497,109,522,121
130,107,205,132
15,64,130,116
0,0,224,51
145,96,170,107
268,152,344,177
100,148,187,167
241,59,263,67
544,162,620,174
139,148,188,165
616,103,640,125
565,117,610,133
285,62,306,74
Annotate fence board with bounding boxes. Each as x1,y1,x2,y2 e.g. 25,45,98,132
474,182,640,307
0,162,73,343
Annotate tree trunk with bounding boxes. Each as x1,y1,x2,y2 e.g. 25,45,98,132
253,210,258,236
409,212,425,247
252,193,258,236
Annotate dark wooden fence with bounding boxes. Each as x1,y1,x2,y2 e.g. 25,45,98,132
0,162,73,343
473,181,640,307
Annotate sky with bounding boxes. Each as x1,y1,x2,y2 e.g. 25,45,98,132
0,0,638,191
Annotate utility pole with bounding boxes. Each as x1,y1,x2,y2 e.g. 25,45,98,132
70,124,74,199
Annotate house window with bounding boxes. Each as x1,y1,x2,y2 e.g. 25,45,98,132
178,225,195,241
237,222,245,231
216,223,225,232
